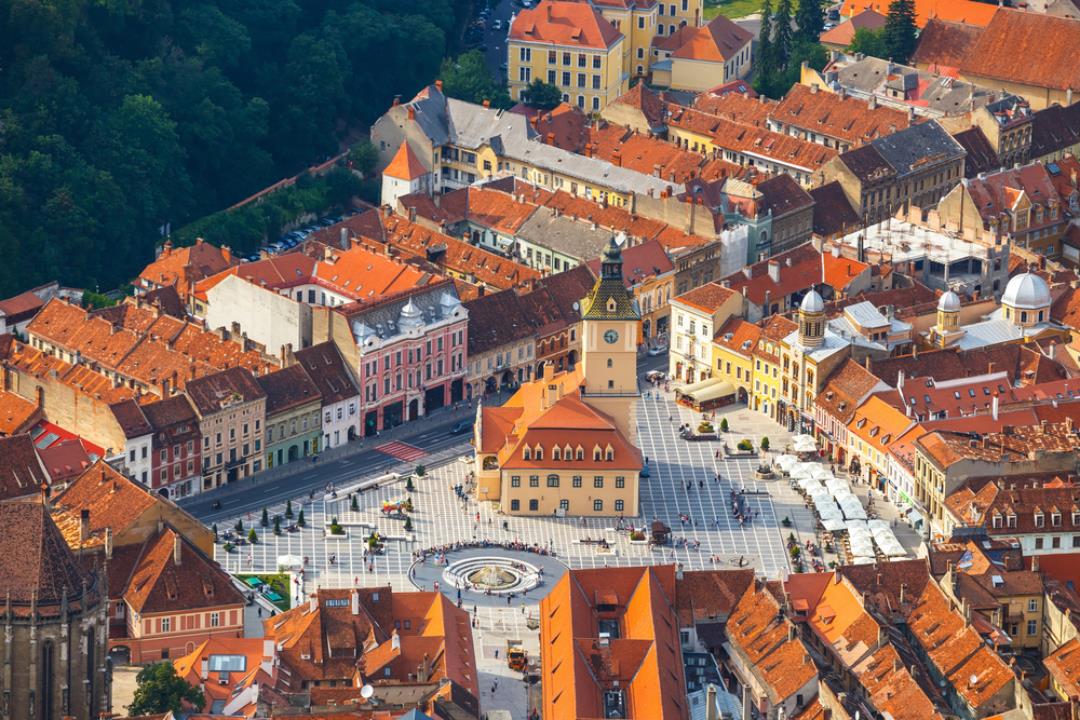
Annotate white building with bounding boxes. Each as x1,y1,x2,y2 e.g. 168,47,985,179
669,282,742,384
108,399,154,486
292,342,362,449
381,141,432,207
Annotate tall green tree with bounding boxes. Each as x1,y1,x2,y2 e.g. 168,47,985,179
883,0,918,63
439,50,512,108
795,0,825,43
128,662,205,715
847,27,889,58
757,0,776,80
773,0,795,69
521,79,563,111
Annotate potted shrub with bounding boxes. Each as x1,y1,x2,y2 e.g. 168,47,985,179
698,421,714,434
415,464,426,477
351,494,359,512
782,516,792,527
329,518,344,536
405,476,415,492
285,500,294,519
737,439,753,452
261,508,269,528
223,542,234,553
248,528,258,544
273,516,282,536
760,437,770,451
404,516,413,531
297,508,306,527
630,530,646,541
235,519,244,533
720,418,729,433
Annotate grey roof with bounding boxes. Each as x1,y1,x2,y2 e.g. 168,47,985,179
400,85,677,196
346,284,465,347
516,213,614,262
869,120,965,177
829,56,999,117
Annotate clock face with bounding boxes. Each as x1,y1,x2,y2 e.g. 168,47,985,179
604,329,619,344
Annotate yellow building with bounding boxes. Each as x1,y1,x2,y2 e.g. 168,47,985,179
711,317,761,405
474,238,643,516
589,0,659,79
750,315,795,424
650,15,753,92
507,1,628,113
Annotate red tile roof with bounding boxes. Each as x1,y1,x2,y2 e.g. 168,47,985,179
138,239,238,299
670,16,753,62
674,282,738,314
772,84,911,146
510,0,623,49
0,390,39,436
820,8,887,46
383,142,428,181
841,0,997,27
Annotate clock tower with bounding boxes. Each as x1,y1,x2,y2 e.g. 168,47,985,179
581,237,640,402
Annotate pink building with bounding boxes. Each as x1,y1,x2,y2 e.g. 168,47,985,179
325,279,469,435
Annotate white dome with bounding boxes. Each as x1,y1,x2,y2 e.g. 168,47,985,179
398,298,424,329
1001,272,1051,310
938,290,961,312
799,289,825,314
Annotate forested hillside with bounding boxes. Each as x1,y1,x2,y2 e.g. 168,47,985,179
0,0,470,297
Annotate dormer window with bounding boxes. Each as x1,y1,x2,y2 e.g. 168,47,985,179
1051,512,1061,527
576,446,585,460
1034,512,1045,528
523,446,532,461
606,448,614,461
1007,514,1017,528
594,447,602,461
992,513,1002,529
534,446,543,461
607,298,617,312
553,447,561,461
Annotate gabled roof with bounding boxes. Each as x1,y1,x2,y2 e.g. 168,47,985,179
0,434,49,501
771,84,911,146
0,390,40,437
670,15,752,62
185,367,266,417
256,364,321,417
841,0,997,27
509,0,623,49
138,239,237,297
1044,637,1080,698
915,10,1080,92
50,460,159,549
383,142,428,181
953,127,1001,179
809,182,861,237
608,83,667,129
293,343,359,406
820,8,887,46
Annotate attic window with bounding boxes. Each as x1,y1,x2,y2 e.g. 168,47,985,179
607,298,617,312
1051,513,1061,527
576,446,584,460
523,446,532,461
1007,514,1017,528
1034,512,1045,528
992,514,1002,529
553,447,562,460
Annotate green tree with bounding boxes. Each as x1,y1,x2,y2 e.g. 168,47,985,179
297,508,306,527
273,515,282,535
248,528,258,544
757,0,776,80
521,79,563,111
351,494,359,512
772,0,794,69
884,0,918,63
439,50,512,108
235,519,244,533
285,500,293,519
720,418,729,432
847,27,889,58
760,437,771,451
349,140,379,176
261,507,269,527
795,0,825,43
128,662,205,715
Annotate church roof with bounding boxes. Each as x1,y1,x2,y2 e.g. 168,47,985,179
580,238,641,321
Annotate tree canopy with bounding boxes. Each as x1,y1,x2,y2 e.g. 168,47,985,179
754,0,830,98
521,79,564,111
439,50,513,109
884,0,919,63
128,662,205,715
0,0,471,297
847,27,889,58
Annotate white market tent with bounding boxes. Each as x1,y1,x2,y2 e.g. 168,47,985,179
869,519,908,557
792,434,817,453
775,455,799,473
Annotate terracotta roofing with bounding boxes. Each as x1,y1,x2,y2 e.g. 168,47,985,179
713,317,763,355
509,0,623,50
692,91,775,127
817,359,886,424
721,244,829,307
670,15,752,62
668,106,837,171
0,288,46,324
50,460,160,549
0,434,49,501
577,122,741,184
917,420,1080,469
3,340,141,405
966,163,1062,226
117,526,244,615
945,477,1080,535
727,580,818,704
809,182,861,238
293,343,359,406
109,398,152,439
383,142,428,181
141,394,199,431
540,565,688,720
0,390,40,437
757,174,815,218
465,289,544,356
772,84,911,146
173,637,270,709
1044,637,1080,698
609,83,667,129
953,128,1001,179
1030,101,1080,159
444,184,548,235
256,364,321,417
0,495,99,616
674,282,737,315
674,569,755,627
870,344,1068,388
917,11,1080,91
820,8,887,46
841,0,997,27
184,367,266,417
37,440,94,485
138,239,237,298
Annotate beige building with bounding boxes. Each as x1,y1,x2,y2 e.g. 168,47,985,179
669,282,741,384
184,367,267,490
474,239,642,516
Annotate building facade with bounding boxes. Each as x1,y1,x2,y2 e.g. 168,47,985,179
184,367,267,491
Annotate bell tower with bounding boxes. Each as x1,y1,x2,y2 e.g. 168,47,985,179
580,237,640,399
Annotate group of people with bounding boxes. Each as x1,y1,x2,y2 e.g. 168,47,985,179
413,538,557,565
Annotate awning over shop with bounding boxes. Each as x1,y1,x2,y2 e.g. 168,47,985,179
676,378,737,404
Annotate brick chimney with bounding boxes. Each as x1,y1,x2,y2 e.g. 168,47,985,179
80,509,91,542
435,79,443,92
173,533,182,566
407,106,416,121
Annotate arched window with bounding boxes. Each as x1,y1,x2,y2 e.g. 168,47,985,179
593,447,602,461
606,447,614,461
553,447,561,460
535,446,543,460
576,446,585,460
523,446,532,460
607,358,613,368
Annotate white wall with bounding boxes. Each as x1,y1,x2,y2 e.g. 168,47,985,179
205,274,312,357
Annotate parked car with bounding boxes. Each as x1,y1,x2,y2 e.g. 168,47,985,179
450,420,473,435
647,345,668,356
492,19,502,30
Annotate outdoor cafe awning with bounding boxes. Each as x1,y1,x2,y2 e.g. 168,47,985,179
679,378,736,403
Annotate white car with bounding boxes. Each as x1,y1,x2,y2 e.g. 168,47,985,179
492,19,502,30
647,345,668,356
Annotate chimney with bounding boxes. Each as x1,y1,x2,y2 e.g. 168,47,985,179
676,563,684,580
173,533,182,566
351,589,360,615
36,385,45,410
407,106,416,121
435,79,443,92
899,583,906,604
80,509,91,542
105,527,113,560
992,393,999,420
392,628,401,651
340,227,349,250
1032,555,1040,573
201,659,209,680
706,684,719,720
767,260,780,284
897,369,905,390
788,624,797,641
482,99,491,108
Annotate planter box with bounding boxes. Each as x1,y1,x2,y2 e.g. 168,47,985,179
628,539,649,546
681,433,719,442
324,529,349,539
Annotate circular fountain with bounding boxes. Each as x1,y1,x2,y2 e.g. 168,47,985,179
441,556,542,595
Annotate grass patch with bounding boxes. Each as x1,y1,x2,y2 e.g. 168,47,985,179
237,573,292,611
704,0,764,19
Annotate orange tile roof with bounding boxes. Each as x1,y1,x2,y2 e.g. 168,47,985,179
772,84,911,146
714,317,763,355
4,340,143,405
693,91,775,127
540,565,688,720
50,460,160,550
722,244,827,307
820,8,887,46
510,0,623,50
847,395,914,452
841,0,997,27
727,580,818,704
314,241,435,300
137,239,238,299
0,390,39,436
816,359,884,424
174,637,269,708
670,16,753,62
674,282,737,314
383,142,428,181
1044,637,1080,698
